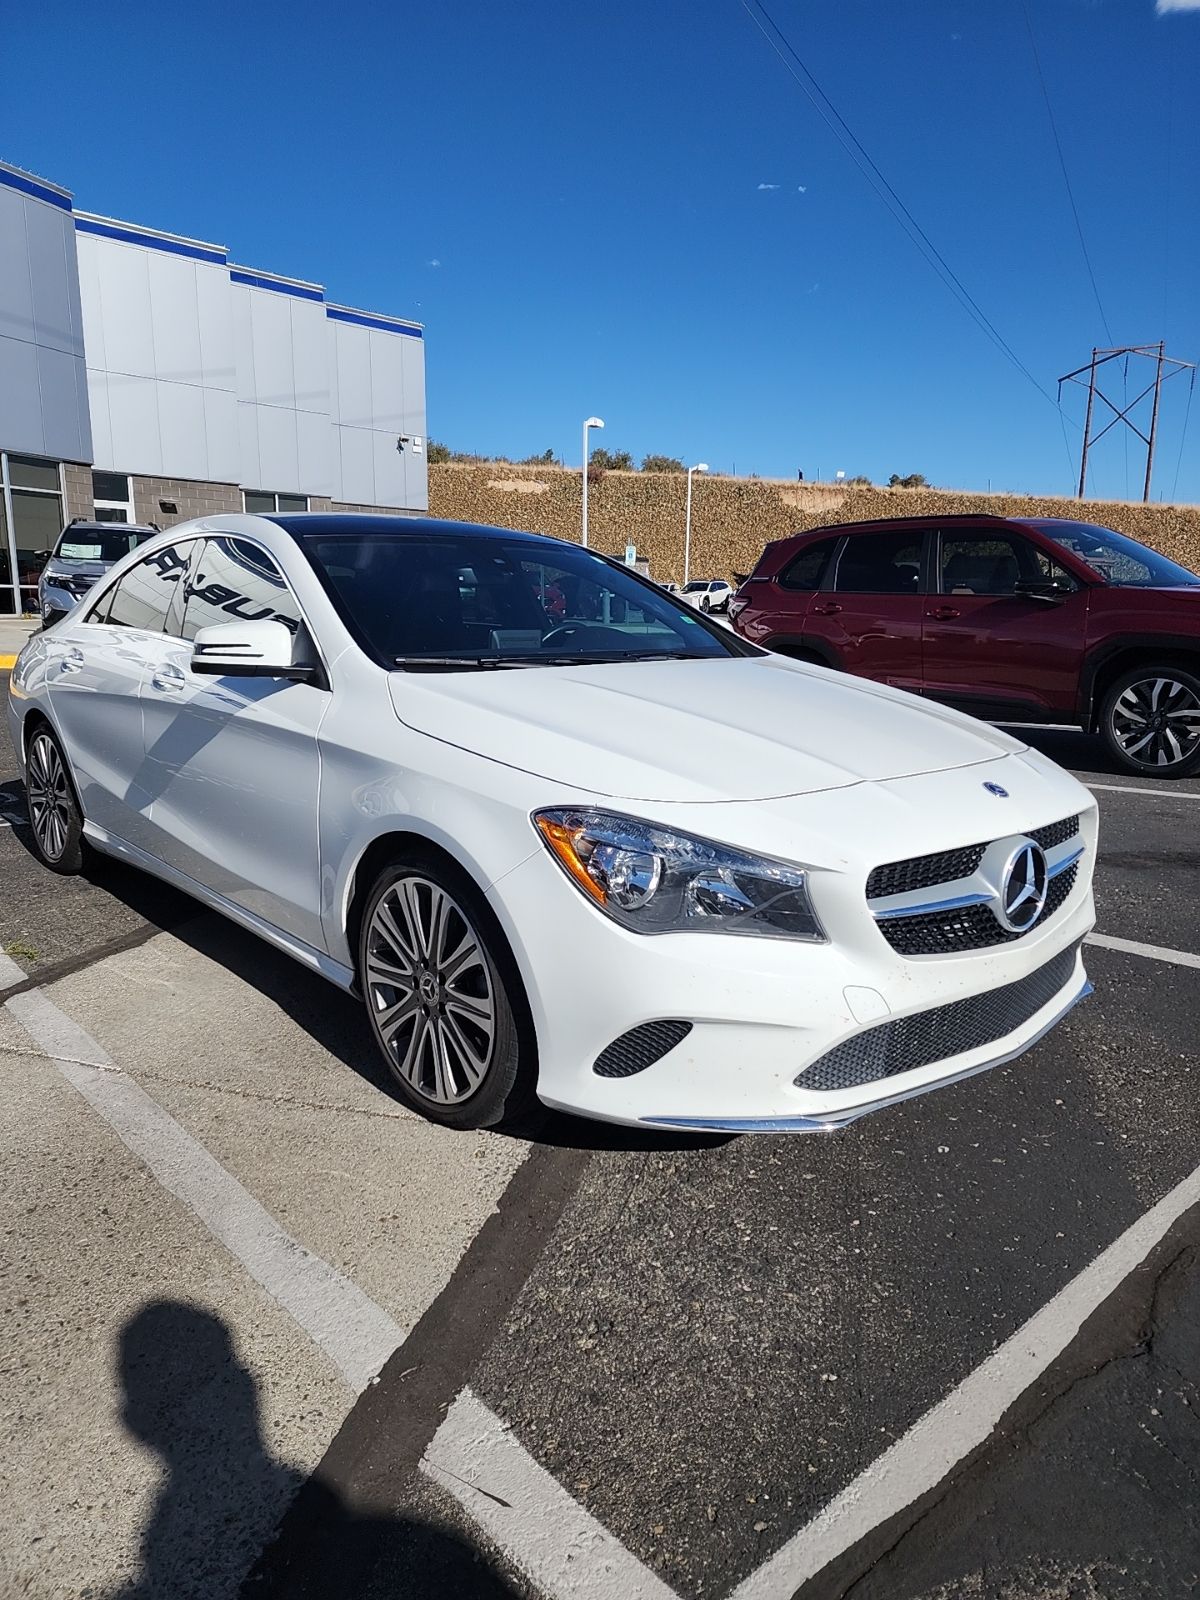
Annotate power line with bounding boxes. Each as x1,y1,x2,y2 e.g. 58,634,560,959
739,0,1078,477
1171,366,1195,503
1020,0,1114,346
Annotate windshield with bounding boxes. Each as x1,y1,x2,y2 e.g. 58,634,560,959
682,581,710,593
54,529,154,564
298,531,743,667
1027,521,1200,588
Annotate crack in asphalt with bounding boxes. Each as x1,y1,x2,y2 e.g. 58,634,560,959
127,1066,416,1121
818,1234,1200,1600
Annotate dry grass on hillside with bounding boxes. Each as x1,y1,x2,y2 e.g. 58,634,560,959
430,463,1200,583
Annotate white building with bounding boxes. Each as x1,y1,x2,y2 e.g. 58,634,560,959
0,159,427,614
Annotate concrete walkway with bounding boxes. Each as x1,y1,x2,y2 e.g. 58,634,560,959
0,616,38,666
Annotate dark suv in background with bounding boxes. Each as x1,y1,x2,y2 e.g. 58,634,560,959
730,515,1200,777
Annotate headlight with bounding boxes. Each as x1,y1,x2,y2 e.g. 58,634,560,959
533,807,826,942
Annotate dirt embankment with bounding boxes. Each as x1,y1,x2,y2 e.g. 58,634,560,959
430,463,1200,583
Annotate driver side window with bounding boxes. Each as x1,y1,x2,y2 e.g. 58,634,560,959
939,535,1076,596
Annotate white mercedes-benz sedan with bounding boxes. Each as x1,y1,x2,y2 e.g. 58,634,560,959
6,514,1097,1133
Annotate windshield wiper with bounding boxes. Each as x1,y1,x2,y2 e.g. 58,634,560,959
393,650,722,671
492,651,722,667
393,656,539,671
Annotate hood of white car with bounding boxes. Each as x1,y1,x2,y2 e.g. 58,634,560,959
388,654,1027,803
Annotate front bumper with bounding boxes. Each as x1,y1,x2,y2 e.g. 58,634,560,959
39,579,88,622
487,781,1096,1132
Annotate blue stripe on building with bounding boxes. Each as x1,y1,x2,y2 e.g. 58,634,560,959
74,217,227,265
326,306,423,339
0,167,73,212
230,269,324,303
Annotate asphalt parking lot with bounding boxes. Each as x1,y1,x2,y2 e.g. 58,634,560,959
3,684,1200,1600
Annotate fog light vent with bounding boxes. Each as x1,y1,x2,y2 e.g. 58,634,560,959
594,1021,692,1079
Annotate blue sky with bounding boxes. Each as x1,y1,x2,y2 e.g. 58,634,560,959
4,0,1199,500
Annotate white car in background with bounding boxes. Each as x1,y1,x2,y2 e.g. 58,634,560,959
681,578,734,613
7,514,1096,1133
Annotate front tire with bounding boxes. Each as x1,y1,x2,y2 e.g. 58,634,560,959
1100,664,1200,777
358,852,536,1130
25,724,85,873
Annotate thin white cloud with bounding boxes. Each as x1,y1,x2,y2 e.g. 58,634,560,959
1157,0,1200,12
427,257,441,267
797,185,808,193
757,182,780,191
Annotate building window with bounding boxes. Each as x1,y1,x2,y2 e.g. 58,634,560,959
0,453,64,616
93,470,135,524
243,490,309,514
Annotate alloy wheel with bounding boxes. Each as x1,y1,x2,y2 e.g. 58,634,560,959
1109,675,1200,769
365,875,496,1104
27,732,72,861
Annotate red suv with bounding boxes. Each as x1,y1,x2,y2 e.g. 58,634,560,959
730,514,1200,776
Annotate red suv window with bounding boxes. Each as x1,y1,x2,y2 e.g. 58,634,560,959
779,538,839,591
833,531,925,594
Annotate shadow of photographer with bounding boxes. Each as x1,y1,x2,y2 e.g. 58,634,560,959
112,1300,519,1599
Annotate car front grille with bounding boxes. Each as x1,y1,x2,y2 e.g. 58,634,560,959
879,863,1078,956
868,815,1081,955
57,574,97,598
798,941,1082,1093
1028,816,1080,852
867,843,987,901
867,815,1078,901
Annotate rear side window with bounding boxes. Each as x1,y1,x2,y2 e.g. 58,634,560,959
834,531,925,595
179,537,303,640
94,543,193,632
779,538,840,591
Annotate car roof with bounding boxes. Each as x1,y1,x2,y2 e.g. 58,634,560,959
265,512,583,557
788,513,1024,542
61,519,158,535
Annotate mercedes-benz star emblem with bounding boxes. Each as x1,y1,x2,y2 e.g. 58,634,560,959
997,841,1049,933
983,782,1009,797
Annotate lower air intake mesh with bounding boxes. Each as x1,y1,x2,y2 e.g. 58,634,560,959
594,1021,693,1079
798,941,1082,1094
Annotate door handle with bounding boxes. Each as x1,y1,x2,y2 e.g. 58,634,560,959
150,664,186,692
59,648,84,675
927,606,960,621
812,602,843,616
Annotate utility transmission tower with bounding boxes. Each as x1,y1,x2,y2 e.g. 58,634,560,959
1058,343,1195,502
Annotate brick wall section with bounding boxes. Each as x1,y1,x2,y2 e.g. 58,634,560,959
330,501,427,516
429,464,1200,584
61,462,93,523
130,476,241,529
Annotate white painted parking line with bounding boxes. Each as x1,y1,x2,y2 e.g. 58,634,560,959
728,1159,1200,1600
7,986,117,1066
5,985,405,1393
422,1388,680,1600
1086,932,1200,970
1088,781,1200,800
0,948,25,987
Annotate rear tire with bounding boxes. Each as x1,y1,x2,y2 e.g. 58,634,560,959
25,724,85,873
1099,663,1200,777
357,850,538,1130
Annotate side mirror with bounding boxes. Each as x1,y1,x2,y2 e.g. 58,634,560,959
1013,577,1072,603
191,619,318,681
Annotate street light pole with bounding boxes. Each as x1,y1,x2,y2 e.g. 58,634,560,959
684,462,708,585
581,416,604,546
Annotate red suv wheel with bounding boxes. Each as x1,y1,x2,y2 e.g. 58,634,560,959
1100,663,1200,777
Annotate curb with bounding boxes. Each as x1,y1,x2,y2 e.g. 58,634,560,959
0,655,17,670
